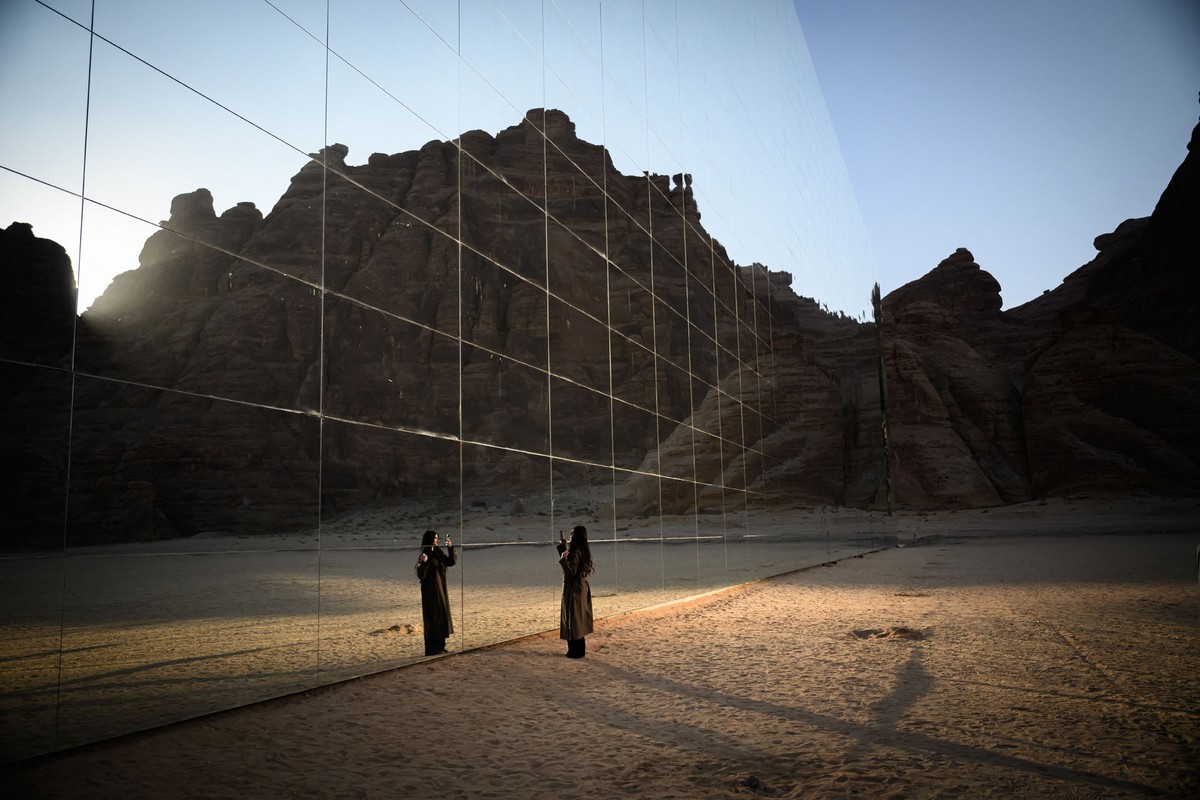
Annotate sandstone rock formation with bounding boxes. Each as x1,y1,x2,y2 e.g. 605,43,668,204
880,111,1200,506
0,221,76,366
1,221,78,547
3,106,1198,547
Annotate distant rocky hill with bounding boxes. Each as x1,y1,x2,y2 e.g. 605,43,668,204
3,108,1197,547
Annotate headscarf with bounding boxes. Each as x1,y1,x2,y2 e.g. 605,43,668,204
568,525,594,577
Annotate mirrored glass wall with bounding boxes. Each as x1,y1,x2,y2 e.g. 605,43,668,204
0,0,886,761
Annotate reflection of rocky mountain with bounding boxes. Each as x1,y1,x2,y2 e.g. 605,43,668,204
3,109,1198,548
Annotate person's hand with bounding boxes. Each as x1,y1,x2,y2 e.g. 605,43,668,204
445,536,452,548
559,531,567,546
418,552,428,564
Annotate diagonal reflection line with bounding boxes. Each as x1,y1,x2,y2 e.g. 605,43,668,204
265,0,457,145
65,370,318,421
35,0,313,166
0,164,328,301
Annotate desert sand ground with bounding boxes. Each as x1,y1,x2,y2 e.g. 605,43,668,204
4,498,1199,799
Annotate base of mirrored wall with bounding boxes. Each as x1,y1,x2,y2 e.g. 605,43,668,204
0,510,895,763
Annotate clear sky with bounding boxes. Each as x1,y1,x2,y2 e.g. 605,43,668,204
793,0,1200,309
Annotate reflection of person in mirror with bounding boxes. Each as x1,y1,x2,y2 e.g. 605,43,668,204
557,525,594,658
416,529,456,656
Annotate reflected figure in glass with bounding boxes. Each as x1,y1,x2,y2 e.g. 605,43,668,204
557,525,594,659
416,530,456,656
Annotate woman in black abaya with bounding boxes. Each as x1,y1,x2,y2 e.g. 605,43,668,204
416,529,456,656
557,525,594,658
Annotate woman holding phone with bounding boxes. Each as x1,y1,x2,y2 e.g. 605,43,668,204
557,525,594,658
415,529,456,656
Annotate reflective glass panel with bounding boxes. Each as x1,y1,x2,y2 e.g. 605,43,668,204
0,0,884,760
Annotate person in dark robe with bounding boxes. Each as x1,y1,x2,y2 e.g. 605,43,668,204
557,524,594,658
416,529,456,656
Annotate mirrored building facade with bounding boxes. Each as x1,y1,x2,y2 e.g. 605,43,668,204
1,0,885,761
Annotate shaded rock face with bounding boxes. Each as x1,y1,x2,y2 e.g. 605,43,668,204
1,221,76,365
1,223,78,546
1023,321,1200,496
4,109,817,547
881,249,1032,507
880,108,1200,507
4,107,1199,544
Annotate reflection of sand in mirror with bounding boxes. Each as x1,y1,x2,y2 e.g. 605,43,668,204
0,554,62,760
0,501,896,760
53,548,322,752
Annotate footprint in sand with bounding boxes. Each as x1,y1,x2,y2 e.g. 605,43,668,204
849,627,924,641
368,624,421,637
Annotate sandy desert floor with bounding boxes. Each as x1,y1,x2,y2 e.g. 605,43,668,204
4,503,1199,799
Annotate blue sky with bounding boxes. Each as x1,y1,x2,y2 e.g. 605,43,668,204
793,0,1200,308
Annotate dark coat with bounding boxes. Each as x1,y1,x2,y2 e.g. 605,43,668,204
557,543,593,640
416,546,456,638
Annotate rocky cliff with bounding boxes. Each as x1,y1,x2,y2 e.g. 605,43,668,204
880,111,1200,506
3,107,1198,547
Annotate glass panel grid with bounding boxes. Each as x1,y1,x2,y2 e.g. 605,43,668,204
0,0,880,761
